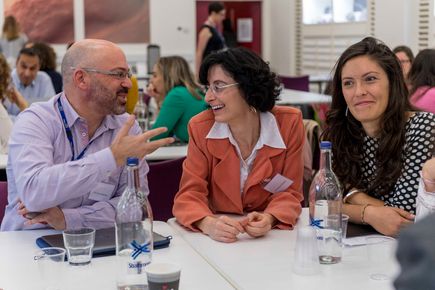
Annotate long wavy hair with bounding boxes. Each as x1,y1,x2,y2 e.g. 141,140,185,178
0,54,11,101
323,37,412,195
408,49,435,98
156,56,203,100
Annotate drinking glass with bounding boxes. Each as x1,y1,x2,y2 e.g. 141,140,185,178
366,236,397,280
63,228,95,266
34,247,66,290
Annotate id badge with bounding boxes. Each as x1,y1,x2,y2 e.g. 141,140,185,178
263,173,293,194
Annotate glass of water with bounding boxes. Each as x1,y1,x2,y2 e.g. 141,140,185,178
63,228,96,266
34,247,66,289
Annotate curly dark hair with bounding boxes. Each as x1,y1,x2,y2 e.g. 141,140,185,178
198,47,281,112
408,49,435,98
322,37,413,195
31,42,57,71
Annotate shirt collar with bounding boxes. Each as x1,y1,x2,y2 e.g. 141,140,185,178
206,111,286,149
12,69,35,88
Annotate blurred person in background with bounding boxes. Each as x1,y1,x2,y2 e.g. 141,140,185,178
31,42,63,94
4,47,55,116
407,49,435,114
195,1,226,76
393,45,414,90
0,15,28,67
147,56,207,142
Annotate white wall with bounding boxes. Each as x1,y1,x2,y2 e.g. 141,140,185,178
149,0,196,62
374,0,419,54
262,0,296,75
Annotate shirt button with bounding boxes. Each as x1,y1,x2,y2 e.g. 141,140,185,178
81,132,87,137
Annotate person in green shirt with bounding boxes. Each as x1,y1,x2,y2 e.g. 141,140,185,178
148,56,207,142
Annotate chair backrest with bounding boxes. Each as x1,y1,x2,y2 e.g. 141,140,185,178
302,119,322,207
147,44,161,74
0,181,8,225
147,157,185,221
279,75,309,92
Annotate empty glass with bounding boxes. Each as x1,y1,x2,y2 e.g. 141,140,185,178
292,226,320,275
34,247,66,290
366,236,397,280
63,228,95,266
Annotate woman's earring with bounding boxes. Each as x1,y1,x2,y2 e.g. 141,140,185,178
250,106,257,113
345,106,349,117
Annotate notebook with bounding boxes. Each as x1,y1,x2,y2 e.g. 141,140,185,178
36,227,171,257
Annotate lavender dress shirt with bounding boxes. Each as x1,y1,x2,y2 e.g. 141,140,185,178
1,93,149,231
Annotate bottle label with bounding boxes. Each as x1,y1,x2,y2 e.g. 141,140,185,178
130,240,151,260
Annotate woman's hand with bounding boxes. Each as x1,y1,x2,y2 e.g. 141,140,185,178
364,205,414,237
6,87,28,111
244,212,275,238
196,215,246,243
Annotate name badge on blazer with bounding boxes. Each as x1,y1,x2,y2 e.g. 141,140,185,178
89,182,116,201
263,174,293,194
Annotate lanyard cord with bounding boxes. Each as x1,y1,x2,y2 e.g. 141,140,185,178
57,97,94,161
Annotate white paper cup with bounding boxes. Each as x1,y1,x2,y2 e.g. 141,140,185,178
145,262,181,290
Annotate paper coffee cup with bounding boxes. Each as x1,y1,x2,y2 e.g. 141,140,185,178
146,262,181,290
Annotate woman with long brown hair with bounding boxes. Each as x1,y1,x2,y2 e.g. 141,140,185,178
323,37,435,236
147,56,206,142
0,53,27,153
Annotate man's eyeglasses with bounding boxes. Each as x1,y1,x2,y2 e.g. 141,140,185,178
204,83,239,96
71,67,132,80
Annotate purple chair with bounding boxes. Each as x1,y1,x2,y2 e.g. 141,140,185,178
147,157,185,221
279,75,309,92
279,75,314,119
0,181,7,225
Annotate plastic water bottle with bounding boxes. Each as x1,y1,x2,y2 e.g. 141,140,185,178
135,88,149,132
116,157,153,289
309,141,343,264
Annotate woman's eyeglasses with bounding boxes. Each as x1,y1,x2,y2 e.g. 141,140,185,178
204,83,239,95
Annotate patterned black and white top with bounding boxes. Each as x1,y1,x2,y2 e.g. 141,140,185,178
361,112,435,214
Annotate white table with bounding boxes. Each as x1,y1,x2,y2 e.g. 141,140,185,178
310,74,332,93
0,154,6,170
168,210,399,290
145,145,188,161
0,222,234,290
278,89,331,105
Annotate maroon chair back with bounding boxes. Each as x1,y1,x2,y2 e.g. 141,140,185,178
279,75,309,92
147,157,185,221
0,181,8,225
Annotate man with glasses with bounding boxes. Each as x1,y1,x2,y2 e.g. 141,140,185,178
1,39,174,231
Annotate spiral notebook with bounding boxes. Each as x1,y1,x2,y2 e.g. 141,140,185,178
36,227,171,257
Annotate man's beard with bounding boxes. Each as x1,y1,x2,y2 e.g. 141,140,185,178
90,78,128,115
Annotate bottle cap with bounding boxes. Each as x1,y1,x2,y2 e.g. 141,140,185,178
320,141,331,149
126,157,139,166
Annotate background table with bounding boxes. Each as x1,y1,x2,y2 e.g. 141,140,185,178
168,209,399,290
145,145,188,161
278,89,331,105
0,222,234,290
0,154,6,169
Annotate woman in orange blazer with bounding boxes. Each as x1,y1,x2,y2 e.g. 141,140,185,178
173,47,304,243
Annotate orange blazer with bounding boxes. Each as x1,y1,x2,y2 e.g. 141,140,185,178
173,106,304,231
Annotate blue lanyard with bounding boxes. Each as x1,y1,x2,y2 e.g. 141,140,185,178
57,98,93,161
